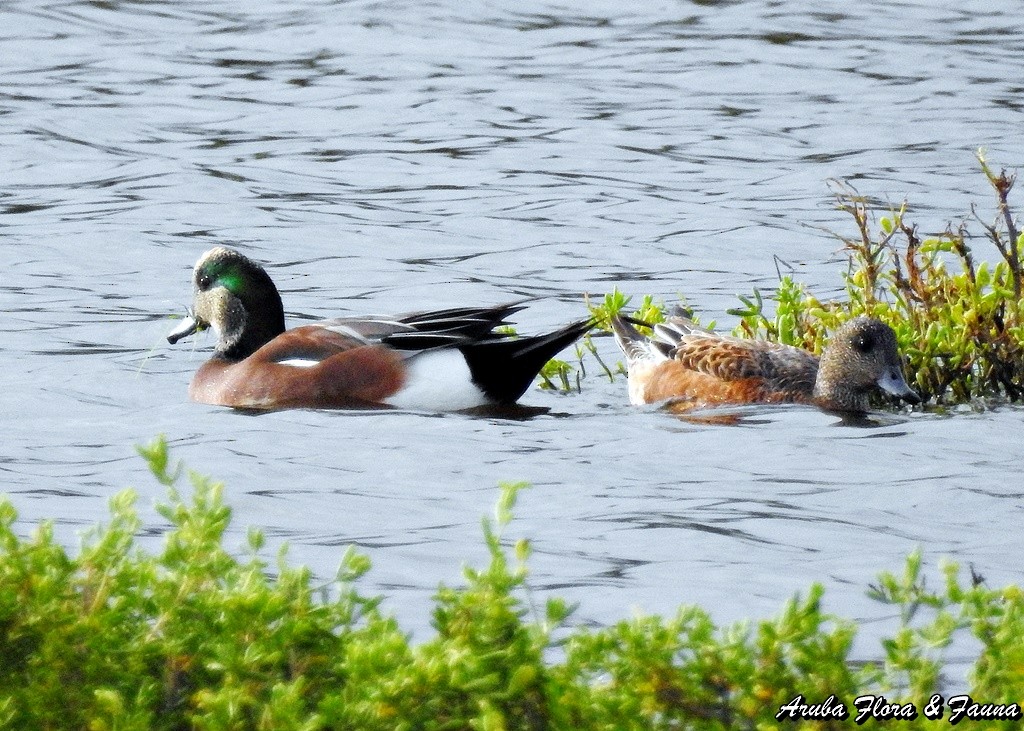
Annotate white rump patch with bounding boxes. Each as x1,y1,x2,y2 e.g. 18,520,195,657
275,358,321,368
383,349,489,411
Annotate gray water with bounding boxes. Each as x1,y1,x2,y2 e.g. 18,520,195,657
2,0,1022,670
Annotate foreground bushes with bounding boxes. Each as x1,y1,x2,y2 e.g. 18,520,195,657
1,438,1022,730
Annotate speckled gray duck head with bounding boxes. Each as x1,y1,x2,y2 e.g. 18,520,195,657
167,247,286,361
813,317,919,412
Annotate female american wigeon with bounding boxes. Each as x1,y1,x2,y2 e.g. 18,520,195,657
167,247,593,411
611,309,920,413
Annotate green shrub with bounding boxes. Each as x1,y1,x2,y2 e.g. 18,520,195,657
1,438,1023,729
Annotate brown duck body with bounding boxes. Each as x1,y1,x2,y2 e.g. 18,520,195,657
612,312,919,413
186,325,409,409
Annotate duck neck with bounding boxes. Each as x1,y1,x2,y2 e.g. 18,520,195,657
813,376,870,413
215,292,286,362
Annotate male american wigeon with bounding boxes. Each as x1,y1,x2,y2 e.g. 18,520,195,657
611,309,920,413
167,247,593,411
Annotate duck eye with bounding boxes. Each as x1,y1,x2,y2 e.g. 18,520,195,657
197,273,213,291
852,333,874,353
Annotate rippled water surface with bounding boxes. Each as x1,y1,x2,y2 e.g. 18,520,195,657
3,0,1023,660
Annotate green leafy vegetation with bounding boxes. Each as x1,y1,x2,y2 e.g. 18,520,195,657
590,154,1024,406
1,438,1022,729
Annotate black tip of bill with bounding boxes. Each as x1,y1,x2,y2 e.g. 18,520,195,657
167,311,201,345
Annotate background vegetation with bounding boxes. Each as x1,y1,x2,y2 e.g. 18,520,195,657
585,154,1024,407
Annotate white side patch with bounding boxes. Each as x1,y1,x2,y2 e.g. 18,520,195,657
276,358,321,368
383,349,489,411
320,324,374,342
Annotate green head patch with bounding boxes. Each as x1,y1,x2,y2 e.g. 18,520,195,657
196,258,246,296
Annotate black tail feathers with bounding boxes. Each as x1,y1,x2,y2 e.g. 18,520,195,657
461,319,595,404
